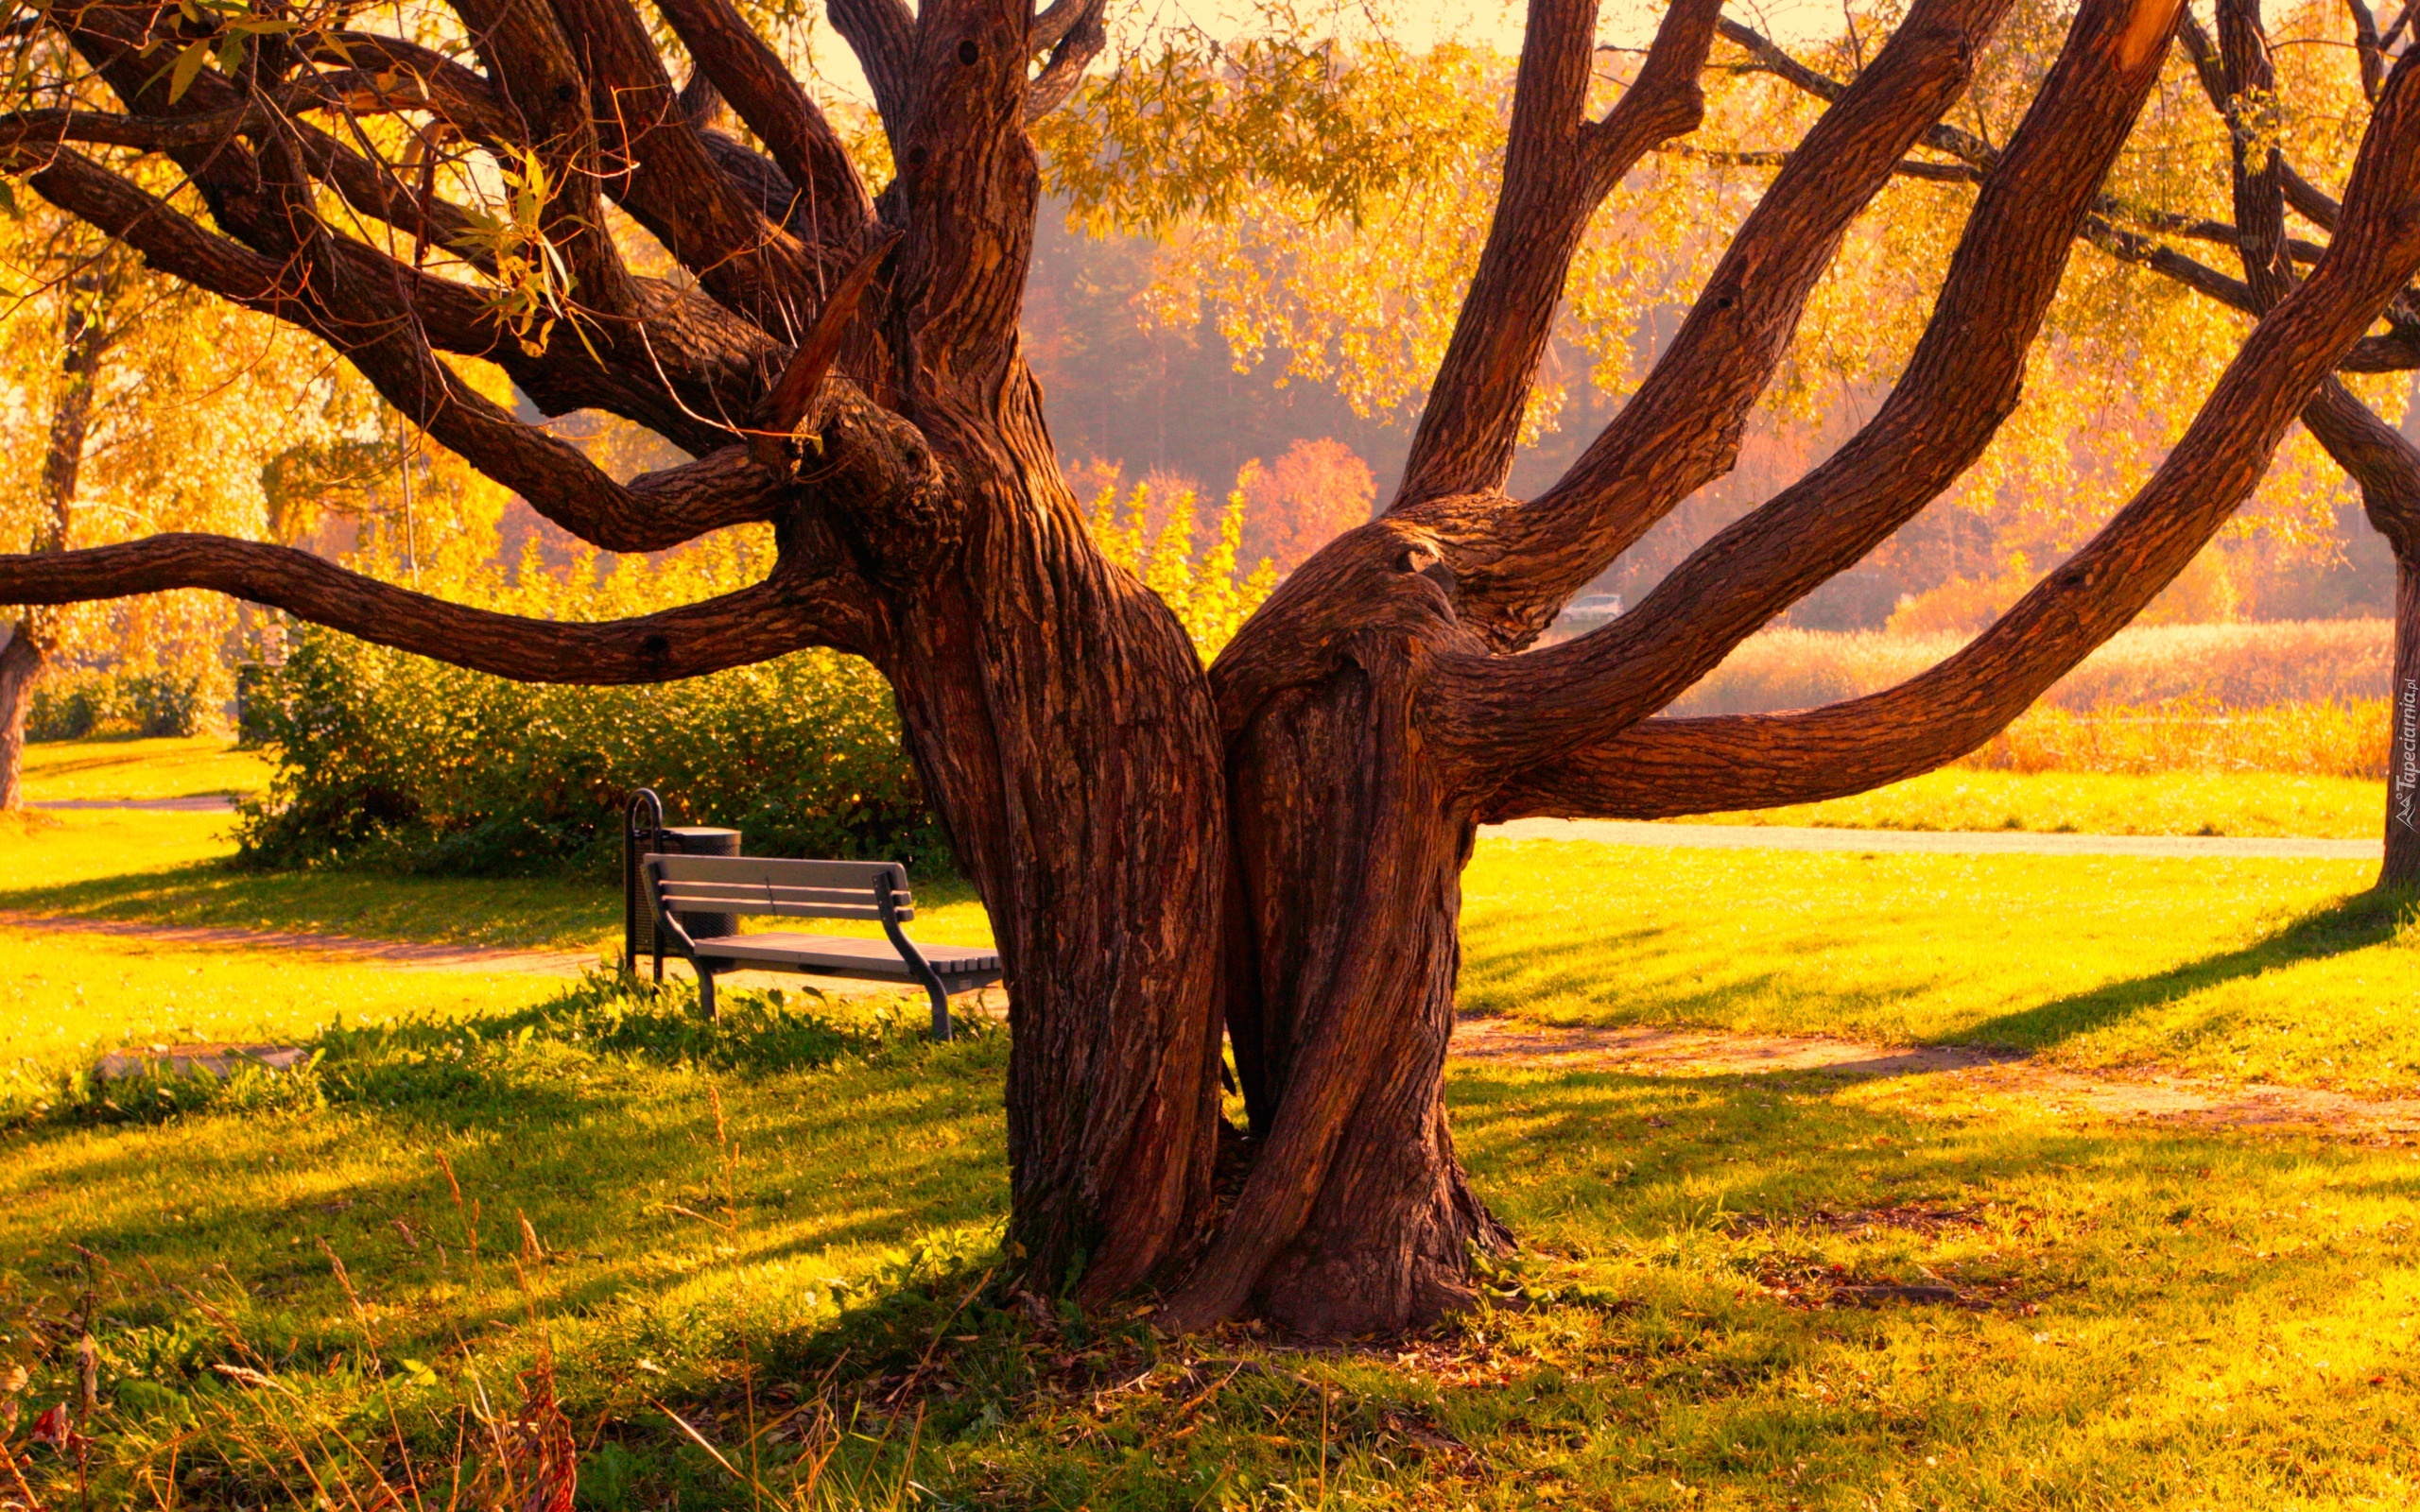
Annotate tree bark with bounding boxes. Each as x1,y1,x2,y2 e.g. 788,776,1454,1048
0,272,109,812
0,626,38,812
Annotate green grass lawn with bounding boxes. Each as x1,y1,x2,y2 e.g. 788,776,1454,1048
20,733,274,801
1461,840,2420,1094
7,738,2420,1507
9,990,2420,1508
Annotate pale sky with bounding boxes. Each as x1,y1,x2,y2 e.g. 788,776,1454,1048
801,0,1855,109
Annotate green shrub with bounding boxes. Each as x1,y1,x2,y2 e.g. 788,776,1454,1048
27,666,215,740
233,626,946,877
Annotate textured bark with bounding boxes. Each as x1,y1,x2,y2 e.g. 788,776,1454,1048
0,627,38,814
0,271,109,811
10,0,2420,1338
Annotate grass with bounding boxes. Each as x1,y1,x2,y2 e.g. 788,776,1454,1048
19,734,273,802
9,737,2420,1506
1678,767,2386,838
0,809,994,954
1461,840,2420,1094
1671,620,2392,715
9,981,2420,1508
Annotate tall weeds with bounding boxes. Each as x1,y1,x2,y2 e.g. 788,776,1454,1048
1653,620,2396,778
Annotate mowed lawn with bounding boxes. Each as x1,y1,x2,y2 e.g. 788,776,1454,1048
3,739,2419,1507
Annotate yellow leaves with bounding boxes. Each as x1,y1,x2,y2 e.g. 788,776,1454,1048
450,147,582,359
1080,472,1272,659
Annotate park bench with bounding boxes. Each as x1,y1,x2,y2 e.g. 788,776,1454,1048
638,853,1001,1037
623,792,996,1039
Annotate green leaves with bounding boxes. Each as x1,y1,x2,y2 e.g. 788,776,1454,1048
449,147,583,358
141,0,299,104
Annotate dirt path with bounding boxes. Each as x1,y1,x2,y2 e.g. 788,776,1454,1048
2,909,600,973
31,796,239,813
2,910,949,1000
1455,1017,2420,1141
1482,816,2381,860
18,908,2416,1138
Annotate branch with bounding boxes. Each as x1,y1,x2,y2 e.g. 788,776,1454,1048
0,537,871,679
424,0,644,319
829,0,921,137
9,146,800,551
546,0,831,342
1438,0,2179,779
1430,0,2024,648
653,0,875,243
1024,0,1108,122
1482,39,2420,819
1393,0,1722,507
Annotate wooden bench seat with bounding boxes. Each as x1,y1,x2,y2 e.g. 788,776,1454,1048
637,853,998,1038
691,932,1003,979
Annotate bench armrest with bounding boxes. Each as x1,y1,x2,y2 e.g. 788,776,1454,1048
875,874,955,1041
642,857,703,962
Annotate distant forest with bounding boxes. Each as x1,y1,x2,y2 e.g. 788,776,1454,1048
1024,208,2409,631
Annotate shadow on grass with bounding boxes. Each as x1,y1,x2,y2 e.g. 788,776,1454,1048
1964,885,2419,1050
3,857,617,952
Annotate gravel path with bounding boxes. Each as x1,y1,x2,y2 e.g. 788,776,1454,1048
1482,816,2382,861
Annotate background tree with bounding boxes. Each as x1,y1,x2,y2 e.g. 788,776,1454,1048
0,198,366,808
8,0,2420,1334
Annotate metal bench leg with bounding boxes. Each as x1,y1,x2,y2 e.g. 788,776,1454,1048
923,978,951,1043
697,965,717,1022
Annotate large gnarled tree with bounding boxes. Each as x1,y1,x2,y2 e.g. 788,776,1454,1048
9,0,2420,1333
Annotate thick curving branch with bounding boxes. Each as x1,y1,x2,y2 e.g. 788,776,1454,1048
830,0,922,142
9,146,800,553
1433,0,2178,779
1024,0,1108,122
1482,39,2420,823
0,536,870,679
546,0,830,341
1426,0,2024,649
653,0,875,244
1392,0,1721,507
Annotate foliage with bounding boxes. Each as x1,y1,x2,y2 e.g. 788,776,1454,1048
24,665,214,741
1080,470,1277,656
1235,436,1377,574
1683,766,2384,839
234,621,943,878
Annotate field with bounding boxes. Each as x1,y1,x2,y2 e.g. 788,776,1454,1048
4,740,2420,1507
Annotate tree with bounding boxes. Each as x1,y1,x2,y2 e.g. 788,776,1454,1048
0,199,364,807
1708,0,2420,885
9,0,2420,1334
1235,438,1376,576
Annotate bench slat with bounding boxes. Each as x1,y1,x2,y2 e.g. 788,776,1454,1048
691,932,1001,978
648,854,907,892
657,882,911,920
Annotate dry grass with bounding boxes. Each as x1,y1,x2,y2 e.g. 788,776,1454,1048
1662,620,2394,778
1966,697,2388,779
1670,619,2392,716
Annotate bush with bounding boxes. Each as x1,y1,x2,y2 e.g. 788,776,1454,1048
26,666,216,740
233,625,947,877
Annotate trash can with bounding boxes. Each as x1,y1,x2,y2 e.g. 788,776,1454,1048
624,789,742,972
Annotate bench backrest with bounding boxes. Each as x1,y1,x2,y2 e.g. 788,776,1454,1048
646,854,914,922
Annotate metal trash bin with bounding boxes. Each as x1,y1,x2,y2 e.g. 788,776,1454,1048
623,789,742,975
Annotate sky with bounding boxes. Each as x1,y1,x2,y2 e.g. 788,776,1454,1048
801,0,1858,107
